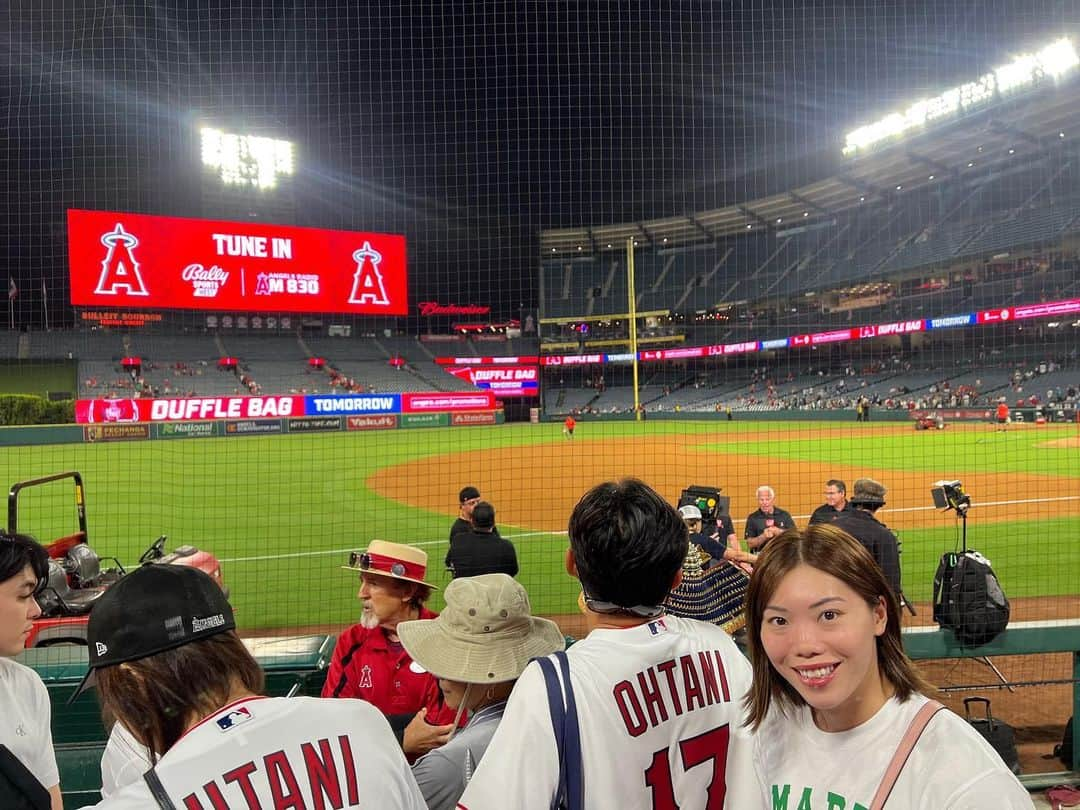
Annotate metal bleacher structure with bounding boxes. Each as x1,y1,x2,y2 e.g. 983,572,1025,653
539,74,1080,414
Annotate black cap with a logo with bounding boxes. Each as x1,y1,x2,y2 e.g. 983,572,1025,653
68,564,234,703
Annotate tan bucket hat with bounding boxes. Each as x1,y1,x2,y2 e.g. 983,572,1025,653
397,573,565,683
342,539,438,589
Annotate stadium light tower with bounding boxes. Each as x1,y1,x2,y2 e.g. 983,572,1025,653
200,127,295,190
842,37,1079,156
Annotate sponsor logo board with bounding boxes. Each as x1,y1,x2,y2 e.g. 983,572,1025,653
401,413,449,428
346,414,399,431
224,419,283,435
451,412,496,426
83,424,150,442
157,422,216,439
287,416,342,432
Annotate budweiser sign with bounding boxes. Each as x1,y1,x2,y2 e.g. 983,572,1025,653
418,301,491,316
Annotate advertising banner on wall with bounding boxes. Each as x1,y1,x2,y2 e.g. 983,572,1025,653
76,395,304,424
76,392,495,424
68,209,408,315
401,392,497,412
441,365,539,397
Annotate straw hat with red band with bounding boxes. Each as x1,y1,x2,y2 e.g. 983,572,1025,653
342,539,438,589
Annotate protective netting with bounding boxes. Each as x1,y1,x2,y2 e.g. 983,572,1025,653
1,0,1078,787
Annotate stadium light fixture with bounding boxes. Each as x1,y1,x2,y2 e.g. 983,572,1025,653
1008,148,1015,154
200,127,294,190
842,37,1079,156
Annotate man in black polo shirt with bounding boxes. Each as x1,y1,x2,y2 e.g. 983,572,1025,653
445,502,519,579
832,477,902,604
744,485,796,553
808,479,854,525
449,486,482,542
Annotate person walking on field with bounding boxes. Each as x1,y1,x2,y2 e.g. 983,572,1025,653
563,415,576,439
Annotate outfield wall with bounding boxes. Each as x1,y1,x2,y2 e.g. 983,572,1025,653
0,409,504,447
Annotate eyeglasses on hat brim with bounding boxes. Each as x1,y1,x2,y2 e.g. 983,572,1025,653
347,551,410,579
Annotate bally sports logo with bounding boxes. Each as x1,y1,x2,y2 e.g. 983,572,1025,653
182,264,229,298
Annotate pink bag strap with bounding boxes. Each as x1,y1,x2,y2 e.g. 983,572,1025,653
869,700,945,810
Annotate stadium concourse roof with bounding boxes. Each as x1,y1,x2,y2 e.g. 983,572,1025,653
540,77,1080,257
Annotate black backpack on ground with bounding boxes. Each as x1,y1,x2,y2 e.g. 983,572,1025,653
932,550,1010,646
963,697,1021,775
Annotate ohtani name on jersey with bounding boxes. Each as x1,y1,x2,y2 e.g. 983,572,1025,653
612,650,732,737
180,735,359,809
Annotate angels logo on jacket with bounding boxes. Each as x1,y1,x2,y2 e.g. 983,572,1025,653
357,664,373,689
216,706,253,731
95,223,150,296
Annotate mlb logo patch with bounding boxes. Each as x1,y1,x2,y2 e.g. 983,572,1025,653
647,618,668,636
216,706,253,731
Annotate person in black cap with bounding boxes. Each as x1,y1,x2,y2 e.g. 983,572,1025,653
75,564,425,809
449,486,481,542
0,531,61,810
444,502,519,579
832,477,902,604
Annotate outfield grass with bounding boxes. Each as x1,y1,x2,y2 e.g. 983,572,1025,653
1,420,1076,630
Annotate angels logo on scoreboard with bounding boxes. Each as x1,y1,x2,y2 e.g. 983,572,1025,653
348,241,390,306
95,223,150,297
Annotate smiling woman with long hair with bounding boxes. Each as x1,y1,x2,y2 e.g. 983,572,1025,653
743,524,1032,809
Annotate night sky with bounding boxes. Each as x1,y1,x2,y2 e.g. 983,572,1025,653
2,1,1077,322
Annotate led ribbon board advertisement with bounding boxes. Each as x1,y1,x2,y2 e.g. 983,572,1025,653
75,392,496,424
68,209,408,315
533,296,1080,366
432,357,539,397
442,365,539,397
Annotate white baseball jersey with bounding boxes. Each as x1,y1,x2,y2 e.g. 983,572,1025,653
80,695,426,809
0,657,59,791
99,721,151,798
752,694,1033,809
457,615,756,810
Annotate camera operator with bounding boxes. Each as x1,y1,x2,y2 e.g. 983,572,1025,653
832,478,902,604
680,505,754,573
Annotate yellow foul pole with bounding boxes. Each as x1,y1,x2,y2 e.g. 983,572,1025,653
626,237,641,420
